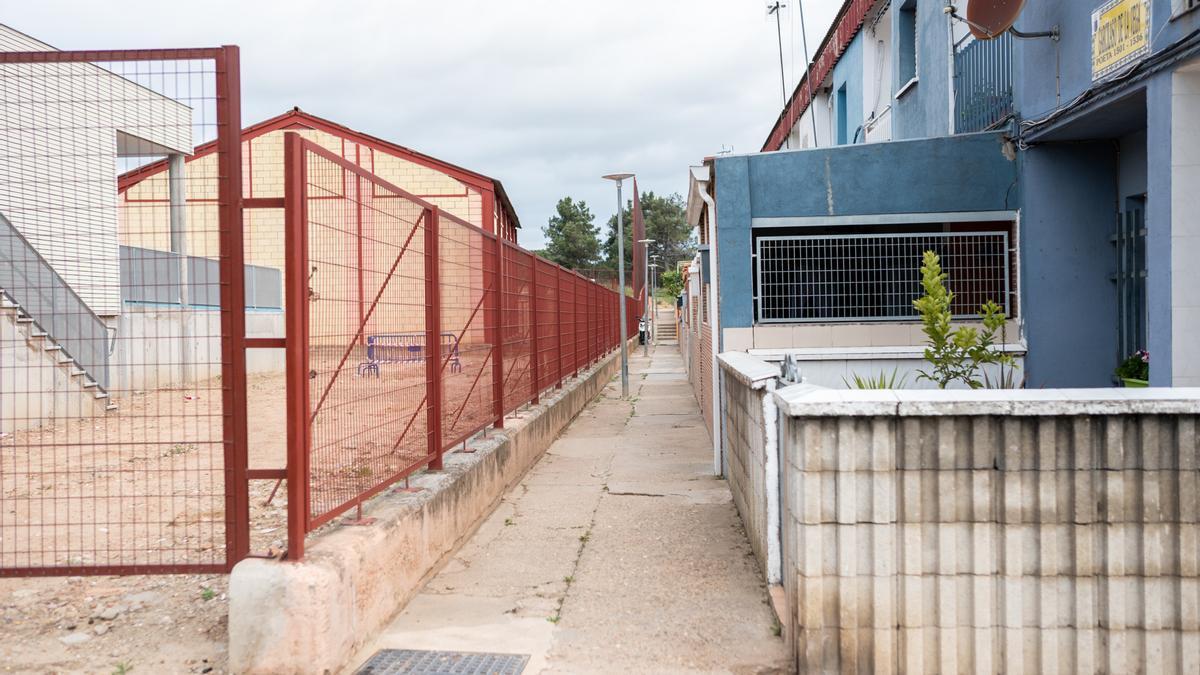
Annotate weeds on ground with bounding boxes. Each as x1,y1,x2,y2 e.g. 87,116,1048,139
200,587,216,602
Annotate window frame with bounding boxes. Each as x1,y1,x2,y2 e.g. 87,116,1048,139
752,227,1015,324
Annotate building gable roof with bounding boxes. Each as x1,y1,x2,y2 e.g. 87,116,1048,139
117,107,521,229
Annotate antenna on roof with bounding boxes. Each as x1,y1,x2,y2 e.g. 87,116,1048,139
795,0,819,149
767,2,789,149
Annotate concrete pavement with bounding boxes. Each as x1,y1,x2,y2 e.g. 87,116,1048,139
347,345,789,674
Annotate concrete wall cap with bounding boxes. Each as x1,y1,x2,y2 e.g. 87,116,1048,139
774,386,1200,417
718,351,781,388
748,343,1027,362
773,383,897,416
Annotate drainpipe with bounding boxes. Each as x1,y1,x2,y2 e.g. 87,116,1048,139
697,181,721,476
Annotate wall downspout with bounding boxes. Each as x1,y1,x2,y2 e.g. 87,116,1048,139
762,377,781,584
698,182,722,476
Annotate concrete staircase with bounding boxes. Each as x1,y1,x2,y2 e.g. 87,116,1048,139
1,291,115,432
654,308,678,345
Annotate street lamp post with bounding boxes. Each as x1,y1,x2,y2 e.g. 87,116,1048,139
636,238,655,357
603,172,634,399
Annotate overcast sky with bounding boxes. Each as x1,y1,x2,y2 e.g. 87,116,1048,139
8,0,840,250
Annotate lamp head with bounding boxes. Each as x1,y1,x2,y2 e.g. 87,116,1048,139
602,172,635,182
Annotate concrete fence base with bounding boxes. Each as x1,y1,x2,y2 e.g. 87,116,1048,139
773,386,1200,675
228,349,623,675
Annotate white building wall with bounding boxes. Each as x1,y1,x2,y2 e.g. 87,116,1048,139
0,26,193,316
862,4,894,142
786,91,833,150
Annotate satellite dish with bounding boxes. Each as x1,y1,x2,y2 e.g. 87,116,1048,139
965,0,1026,40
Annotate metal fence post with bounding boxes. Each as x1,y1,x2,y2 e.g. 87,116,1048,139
491,237,505,428
283,131,310,561
556,267,564,389
216,45,250,566
425,207,444,470
530,253,541,404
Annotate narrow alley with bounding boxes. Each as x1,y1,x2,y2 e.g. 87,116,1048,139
351,342,789,674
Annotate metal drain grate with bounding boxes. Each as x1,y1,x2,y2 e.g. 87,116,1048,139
354,649,530,675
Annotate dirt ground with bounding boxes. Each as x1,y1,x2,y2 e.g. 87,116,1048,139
0,348,533,674
0,373,291,674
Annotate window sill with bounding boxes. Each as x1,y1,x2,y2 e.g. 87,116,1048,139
895,77,919,100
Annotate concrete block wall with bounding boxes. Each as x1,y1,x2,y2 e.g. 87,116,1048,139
773,386,1200,674
718,352,781,582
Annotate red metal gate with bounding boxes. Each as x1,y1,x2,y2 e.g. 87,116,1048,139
282,135,631,559
0,47,247,576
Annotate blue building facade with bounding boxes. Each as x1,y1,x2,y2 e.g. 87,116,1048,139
708,0,1200,387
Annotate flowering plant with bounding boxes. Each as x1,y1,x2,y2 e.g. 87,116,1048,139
1115,350,1149,381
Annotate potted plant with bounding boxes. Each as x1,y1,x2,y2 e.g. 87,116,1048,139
1115,350,1150,387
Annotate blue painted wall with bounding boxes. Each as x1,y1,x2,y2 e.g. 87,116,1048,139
713,132,1019,333
831,34,864,144
1145,75,1174,384
1012,0,1196,384
892,0,951,140
1015,0,1199,120
745,132,1018,219
1019,144,1120,387
713,155,754,335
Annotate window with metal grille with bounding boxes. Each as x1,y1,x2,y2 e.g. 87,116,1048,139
1115,197,1147,360
754,231,1010,323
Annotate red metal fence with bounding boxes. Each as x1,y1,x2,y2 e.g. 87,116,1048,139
283,135,635,558
0,47,247,576
0,45,634,575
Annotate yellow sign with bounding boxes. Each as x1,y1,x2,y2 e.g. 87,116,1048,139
1092,0,1152,80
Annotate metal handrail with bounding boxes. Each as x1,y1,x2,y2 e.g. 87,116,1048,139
0,212,111,389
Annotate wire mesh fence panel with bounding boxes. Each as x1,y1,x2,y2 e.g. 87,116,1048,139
534,258,559,393
293,142,431,529
281,140,623,559
438,214,496,450
0,48,246,575
500,243,533,414
755,232,1011,323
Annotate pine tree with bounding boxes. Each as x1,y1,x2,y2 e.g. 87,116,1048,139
542,197,601,270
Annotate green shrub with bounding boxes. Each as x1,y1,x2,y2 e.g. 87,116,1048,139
913,251,1017,389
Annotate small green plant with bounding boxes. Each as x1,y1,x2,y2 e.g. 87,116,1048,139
112,664,133,675
578,532,590,544
504,517,515,527
546,615,560,624
843,368,908,390
1115,350,1149,381
563,575,574,584
200,587,216,602
912,251,1016,389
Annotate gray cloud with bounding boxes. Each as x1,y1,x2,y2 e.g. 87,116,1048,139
9,0,839,249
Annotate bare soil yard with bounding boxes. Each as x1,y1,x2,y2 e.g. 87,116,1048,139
1,348,529,673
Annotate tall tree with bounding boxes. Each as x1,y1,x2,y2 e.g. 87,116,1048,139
542,197,601,270
602,191,695,273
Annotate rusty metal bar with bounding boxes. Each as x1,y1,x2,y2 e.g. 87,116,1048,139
284,131,311,560
425,207,444,471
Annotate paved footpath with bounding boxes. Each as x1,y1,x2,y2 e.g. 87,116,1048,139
349,344,789,674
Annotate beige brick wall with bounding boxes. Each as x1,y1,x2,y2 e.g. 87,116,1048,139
119,127,494,342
